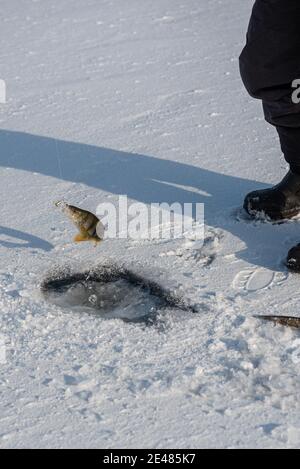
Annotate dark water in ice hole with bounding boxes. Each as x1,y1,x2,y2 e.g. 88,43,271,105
41,266,198,324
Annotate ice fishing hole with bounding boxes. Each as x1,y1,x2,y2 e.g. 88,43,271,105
41,265,197,324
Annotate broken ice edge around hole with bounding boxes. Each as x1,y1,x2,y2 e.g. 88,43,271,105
41,263,199,326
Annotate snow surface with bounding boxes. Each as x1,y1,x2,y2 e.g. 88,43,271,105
1,0,300,449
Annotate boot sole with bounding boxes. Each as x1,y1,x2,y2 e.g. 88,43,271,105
286,258,300,273
286,263,300,273
246,206,300,222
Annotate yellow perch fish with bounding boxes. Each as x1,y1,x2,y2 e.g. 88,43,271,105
255,315,300,329
55,201,104,244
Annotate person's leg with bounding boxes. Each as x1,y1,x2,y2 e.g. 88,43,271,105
240,0,300,220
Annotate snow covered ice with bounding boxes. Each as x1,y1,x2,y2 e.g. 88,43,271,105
1,0,300,449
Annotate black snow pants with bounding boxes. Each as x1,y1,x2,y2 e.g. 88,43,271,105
239,0,300,170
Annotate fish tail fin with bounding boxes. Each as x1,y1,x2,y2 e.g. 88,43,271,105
74,233,89,243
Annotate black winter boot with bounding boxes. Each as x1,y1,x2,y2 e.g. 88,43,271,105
287,244,300,272
243,171,300,221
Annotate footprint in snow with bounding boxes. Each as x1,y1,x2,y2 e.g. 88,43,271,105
160,228,222,266
233,268,288,293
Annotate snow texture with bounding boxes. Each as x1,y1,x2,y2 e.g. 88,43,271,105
0,0,300,449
